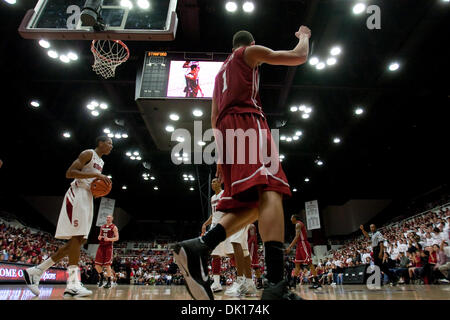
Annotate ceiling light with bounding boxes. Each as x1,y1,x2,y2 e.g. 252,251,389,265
388,62,400,71
136,156,142,161
91,110,100,117
30,101,40,108
330,47,342,56
4,0,17,4
103,128,110,134
169,113,180,121
144,177,149,181
184,177,189,181
130,156,136,160
133,151,139,156
316,62,325,70
302,113,310,119
333,137,341,144
290,106,298,112
120,0,133,9
355,107,364,115
279,154,285,160
353,3,366,14
309,57,319,65
190,177,195,181
192,109,203,117
280,136,286,141
107,133,114,138
67,52,78,61
137,0,150,9
122,185,127,190
107,175,112,179
295,131,303,136
225,1,238,12
176,136,185,142
39,40,50,48
304,107,312,114
190,187,195,191
47,50,58,59
292,136,299,141
326,57,337,65
86,104,95,110
121,133,128,139
63,132,71,138
165,125,175,132
183,174,187,178
286,137,292,142
99,103,108,110
293,188,297,192
198,141,206,146
299,105,306,112
177,157,183,161
126,152,132,157
59,55,70,63
317,160,324,166
242,1,255,13
304,178,310,182
115,133,121,139
154,186,159,190
150,176,155,180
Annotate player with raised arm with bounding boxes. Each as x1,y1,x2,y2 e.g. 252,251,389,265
285,214,321,289
95,215,119,289
23,136,112,297
172,26,311,300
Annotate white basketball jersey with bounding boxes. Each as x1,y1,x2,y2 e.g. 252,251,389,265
71,149,104,190
211,190,225,227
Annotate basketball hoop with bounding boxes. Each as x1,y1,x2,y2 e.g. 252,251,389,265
91,39,130,79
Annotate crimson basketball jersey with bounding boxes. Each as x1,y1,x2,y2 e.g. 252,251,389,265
99,223,116,246
214,46,263,123
296,222,309,243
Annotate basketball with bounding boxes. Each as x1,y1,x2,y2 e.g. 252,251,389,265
91,179,112,198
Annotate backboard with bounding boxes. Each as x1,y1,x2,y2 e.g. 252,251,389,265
19,0,178,41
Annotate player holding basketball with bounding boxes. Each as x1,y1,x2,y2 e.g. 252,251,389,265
23,136,112,297
285,214,321,289
172,26,311,300
95,215,119,289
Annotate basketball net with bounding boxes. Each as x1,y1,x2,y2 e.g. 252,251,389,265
91,40,130,79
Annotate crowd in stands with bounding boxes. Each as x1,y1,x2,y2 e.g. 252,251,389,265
314,205,450,286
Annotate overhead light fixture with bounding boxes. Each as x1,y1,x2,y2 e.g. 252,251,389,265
4,0,17,4
299,105,306,112
47,50,58,59
290,106,298,112
114,133,121,139
103,128,110,134
30,101,40,108
192,109,203,117
304,178,310,182
316,160,324,166
293,188,298,192
122,185,127,190
225,1,238,12
59,55,70,63
280,136,286,141
353,3,366,14
330,47,342,56
39,39,50,48
355,107,364,115
126,152,132,157
326,57,337,65
154,186,159,190
130,156,136,160
333,137,341,144
309,57,319,65
63,132,71,138
242,1,255,13
286,137,292,142
165,125,175,132
107,133,114,138
107,175,112,179
302,113,310,119
120,0,133,9
91,110,100,117
137,0,150,9
316,62,325,70
99,103,108,110
169,113,180,121
295,131,303,136
304,107,312,114
67,52,78,61
150,176,155,180
292,136,299,141
133,151,139,156
388,62,400,71
121,133,128,139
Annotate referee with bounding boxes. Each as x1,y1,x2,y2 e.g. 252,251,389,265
360,224,398,286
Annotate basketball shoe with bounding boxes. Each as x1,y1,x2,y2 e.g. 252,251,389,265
23,266,43,296
261,279,303,300
225,277,244,296
171,238,214,300
64,283,93,298
211,282,223,293
240,278,258,296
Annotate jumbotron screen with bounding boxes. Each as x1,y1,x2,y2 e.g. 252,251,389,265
137,52,227,99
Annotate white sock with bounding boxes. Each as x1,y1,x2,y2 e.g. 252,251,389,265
213,275,221,285
67,265,79,286
37,258,54,272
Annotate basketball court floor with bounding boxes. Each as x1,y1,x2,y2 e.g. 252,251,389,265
1,284,449,300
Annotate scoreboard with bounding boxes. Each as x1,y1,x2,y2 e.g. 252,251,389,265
136,52,228,99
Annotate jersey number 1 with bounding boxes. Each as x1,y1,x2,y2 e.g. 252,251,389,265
222,70,228,93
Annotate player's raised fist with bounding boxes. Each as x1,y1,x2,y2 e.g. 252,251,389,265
295,26,311,39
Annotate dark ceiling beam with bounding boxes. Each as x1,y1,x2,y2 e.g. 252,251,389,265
178,0,201,44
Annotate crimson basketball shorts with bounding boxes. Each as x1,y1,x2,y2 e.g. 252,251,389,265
95,245,113,266
216,112,291,212
295,241,312,265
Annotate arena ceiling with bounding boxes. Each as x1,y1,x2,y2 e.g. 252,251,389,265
0,0,449,229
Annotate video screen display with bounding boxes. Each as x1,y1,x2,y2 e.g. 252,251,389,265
166,61,223,98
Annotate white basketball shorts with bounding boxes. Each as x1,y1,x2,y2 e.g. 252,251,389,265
55,185,94,240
